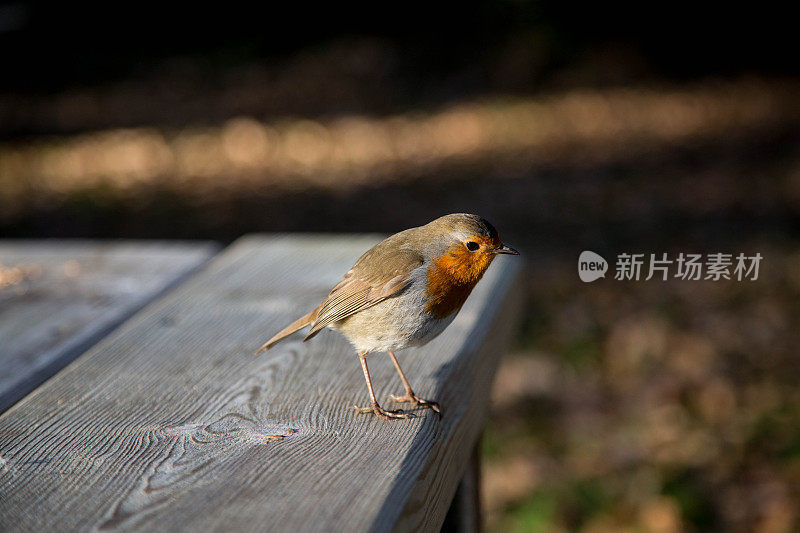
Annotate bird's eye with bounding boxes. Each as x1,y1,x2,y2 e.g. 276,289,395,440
466,241,479,251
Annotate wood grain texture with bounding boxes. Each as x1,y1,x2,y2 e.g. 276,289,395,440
0,241,218,412
0,235,523,533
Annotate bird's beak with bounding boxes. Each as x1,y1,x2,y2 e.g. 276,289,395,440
495,244,519,255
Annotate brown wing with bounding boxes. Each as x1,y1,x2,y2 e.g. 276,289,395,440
304,242,423,340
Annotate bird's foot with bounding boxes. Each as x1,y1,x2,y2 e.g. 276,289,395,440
390,393,441,417
353,404,415,420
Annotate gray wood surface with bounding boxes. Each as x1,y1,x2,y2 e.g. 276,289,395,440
0,235,523,532
439,441,481,533
0,241,218,412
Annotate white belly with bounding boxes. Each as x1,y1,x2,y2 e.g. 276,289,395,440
331,279,459,353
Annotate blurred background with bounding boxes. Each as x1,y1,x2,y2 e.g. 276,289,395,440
1,2,799,530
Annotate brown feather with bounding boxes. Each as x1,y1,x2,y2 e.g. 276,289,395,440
255,309,317,353
257,242,423,351
304,273,411,339
304,245,423,339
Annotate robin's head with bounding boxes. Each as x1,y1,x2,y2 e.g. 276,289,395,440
424,213,518,285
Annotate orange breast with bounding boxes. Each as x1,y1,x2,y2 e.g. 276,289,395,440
424,236,497,319
424,273,477,319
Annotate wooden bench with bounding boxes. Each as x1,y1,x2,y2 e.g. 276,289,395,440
0,235,523,532
0,241,218,413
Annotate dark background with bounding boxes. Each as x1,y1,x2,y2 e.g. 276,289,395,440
2,2,799,531
1,1,797,128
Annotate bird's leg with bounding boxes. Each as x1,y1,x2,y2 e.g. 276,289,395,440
387,351,441,416
354,351,414,420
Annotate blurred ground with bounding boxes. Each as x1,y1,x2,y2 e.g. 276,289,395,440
1,15,799,532
485,254,800,532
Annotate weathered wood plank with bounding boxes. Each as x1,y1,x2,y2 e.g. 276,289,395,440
0,241,218,412
440,441,482,533
0,235,522,532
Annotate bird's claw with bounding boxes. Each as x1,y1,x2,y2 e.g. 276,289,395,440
353,404,415,420
390,393,442,417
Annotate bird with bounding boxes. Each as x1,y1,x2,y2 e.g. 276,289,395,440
256,213,518,420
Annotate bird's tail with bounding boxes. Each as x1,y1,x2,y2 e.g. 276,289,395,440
255,310,316,353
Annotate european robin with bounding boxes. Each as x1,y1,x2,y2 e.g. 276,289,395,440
256,213,518,420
